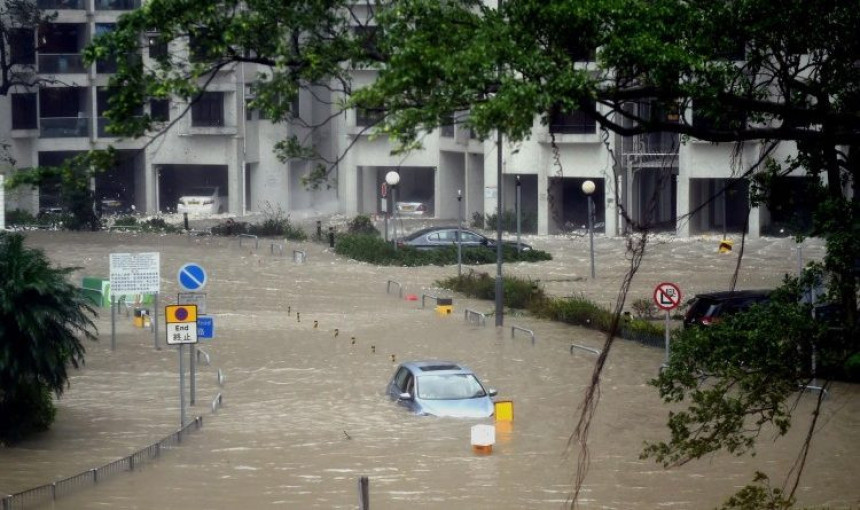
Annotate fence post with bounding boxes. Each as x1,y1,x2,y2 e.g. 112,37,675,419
358,476,370,510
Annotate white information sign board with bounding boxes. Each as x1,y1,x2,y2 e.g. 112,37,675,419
109,252,161,295
166,322,198,345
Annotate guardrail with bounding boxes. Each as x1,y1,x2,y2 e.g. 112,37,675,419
570,344,601,355
386,280,403,298
196,348,211,366
217,368,226,387
270,242,284,256
108,225,142,232
421,294,439,308
211,393,223,413
293,250,306,263
511,325,535,345
1,417,203,510
238,234,258,249
464,309,487,327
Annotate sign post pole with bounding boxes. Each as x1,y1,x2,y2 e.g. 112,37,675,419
664,310,670,365
166,304,199,427
111,294,116,351
653,282,682,370
190,345,196,406
179,343,186,427
153,291,159,350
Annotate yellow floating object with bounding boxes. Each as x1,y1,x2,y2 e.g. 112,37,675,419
718,239,733,253
494,400,514,422
436,297,453,316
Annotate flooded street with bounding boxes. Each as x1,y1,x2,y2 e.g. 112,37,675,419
1,230,858,509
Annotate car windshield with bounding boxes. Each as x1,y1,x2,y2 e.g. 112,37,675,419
417,374,486,400
184,187,216,197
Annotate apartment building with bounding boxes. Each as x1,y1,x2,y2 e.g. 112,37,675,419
1,2,812,238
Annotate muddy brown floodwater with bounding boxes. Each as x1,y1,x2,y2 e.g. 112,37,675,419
1,230,858,509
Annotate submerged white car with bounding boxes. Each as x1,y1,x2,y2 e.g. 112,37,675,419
177,186,225,214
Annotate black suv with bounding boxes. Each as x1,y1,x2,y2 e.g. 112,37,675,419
683,290,772,328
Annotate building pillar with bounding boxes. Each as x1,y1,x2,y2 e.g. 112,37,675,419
676,174,691,237
748,204,762,238
537,169,549,235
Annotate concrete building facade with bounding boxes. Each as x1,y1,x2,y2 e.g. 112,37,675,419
1,1,813,238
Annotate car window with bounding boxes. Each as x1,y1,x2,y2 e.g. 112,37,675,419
426,233,441,242
437,230,456,242
417,374,486,400
393,367,410,390
460,232,482,243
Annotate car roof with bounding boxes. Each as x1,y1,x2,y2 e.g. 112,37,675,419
400,360,472,375
693,289,772,300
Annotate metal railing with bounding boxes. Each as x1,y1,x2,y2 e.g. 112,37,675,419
211,393,223,413
464,309,487,327
1,417,204,510
570,343,601,355
511,325,535,345
421,294,439,308
39,117,89,138
292,250,306,263
270,242,284,256
386,280,403,298
38,54,87,74
238,234,258,249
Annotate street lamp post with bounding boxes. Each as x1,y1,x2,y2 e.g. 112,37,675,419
515,176,522,256
385,171,400,251
457,189,463,277
582,180,596,279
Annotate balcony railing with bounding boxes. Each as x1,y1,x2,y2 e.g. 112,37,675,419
95,0,141,10
39,54,87,74
37,0,84,9
40,117,90,138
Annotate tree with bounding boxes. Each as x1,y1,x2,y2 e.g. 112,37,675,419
0,0,53,96
0,233,98,443
88,0,858,506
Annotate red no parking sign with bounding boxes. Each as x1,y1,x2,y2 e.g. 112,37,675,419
653,282,682,311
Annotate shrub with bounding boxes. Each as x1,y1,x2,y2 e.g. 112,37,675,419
211,219,250,236
333,233,552,266
631,297,656,319
112,215,138,227
347,215,380,236
5,209,36,225
438,271,547,310
0,382,56,444
843,352,860,382
246,203,307,240
140,217,182,233
537,294,615,331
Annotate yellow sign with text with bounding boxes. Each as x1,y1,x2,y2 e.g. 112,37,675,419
165,304,197,323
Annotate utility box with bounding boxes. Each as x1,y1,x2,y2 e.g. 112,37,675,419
436,297,453,316
133,308,150,328
81,277,111,308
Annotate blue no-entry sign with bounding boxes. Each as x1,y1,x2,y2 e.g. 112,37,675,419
197,315,214,339
178,263,208,291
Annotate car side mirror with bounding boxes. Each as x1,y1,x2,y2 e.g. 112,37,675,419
399,392,413,401
487,389,498,397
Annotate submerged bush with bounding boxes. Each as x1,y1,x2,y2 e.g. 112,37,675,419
333,233,552,266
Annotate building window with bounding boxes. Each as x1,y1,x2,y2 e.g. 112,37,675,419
549,102,597,134
10,28,35,65
150,99,169,122
693,105,746,132
191,92,224,127
355,107,384,128
12,93,38,129
148,32,168,60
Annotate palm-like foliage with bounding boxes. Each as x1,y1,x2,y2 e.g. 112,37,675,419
0,233,98,442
